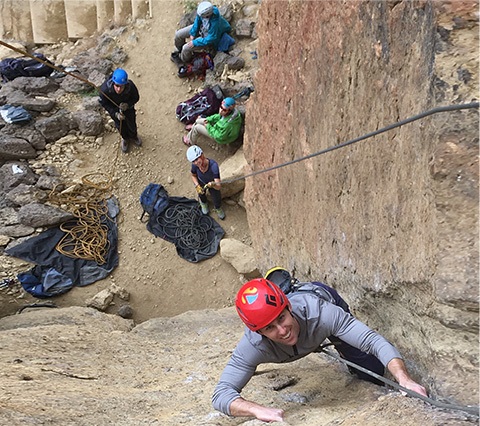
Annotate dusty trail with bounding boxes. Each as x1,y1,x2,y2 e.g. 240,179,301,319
53,2,250,323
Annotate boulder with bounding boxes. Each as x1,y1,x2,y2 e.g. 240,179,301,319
0,124,47,150
0,207,20,226
86,288,114,311
0,135,37,160
4,91,56,112
35,109,77,142
17,202,74,228
73,110,104,136
0,224,35,238
36,175,65,191
6,76,59,94
0,162,38,192
220,147,247,198
219,238,260,278
5,183,48,206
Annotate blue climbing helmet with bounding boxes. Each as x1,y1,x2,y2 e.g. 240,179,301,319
112,68,128,85
223,97,236,108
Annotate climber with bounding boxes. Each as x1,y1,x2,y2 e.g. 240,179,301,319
212,270,428,422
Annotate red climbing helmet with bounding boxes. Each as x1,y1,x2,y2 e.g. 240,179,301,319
235,278,290,331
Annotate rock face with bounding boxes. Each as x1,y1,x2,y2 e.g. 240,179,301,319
244,0,478,405
0,307,469,426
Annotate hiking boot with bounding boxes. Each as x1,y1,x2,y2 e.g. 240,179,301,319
132,136,142,146
214,207,225,220
170,51,183,66
120,138,128,153
199,202,209,215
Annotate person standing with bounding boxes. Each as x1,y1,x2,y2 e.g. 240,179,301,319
99,68,141,153
183,97,242,146
171,1,231,65
186,145,225,220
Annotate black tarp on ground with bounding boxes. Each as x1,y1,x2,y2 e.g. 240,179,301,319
146,196,224,263
5,198,119,298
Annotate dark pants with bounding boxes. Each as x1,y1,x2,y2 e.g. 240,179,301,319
199,187,221,209
318,282,385,385
113,108,137,140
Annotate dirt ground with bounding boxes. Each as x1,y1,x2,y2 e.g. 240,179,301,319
1,2,253,324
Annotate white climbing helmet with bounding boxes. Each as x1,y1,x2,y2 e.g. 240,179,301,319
186,145,203,162
197,1,213,17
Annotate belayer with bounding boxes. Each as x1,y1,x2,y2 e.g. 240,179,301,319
212,268,428,422
186,145,225,220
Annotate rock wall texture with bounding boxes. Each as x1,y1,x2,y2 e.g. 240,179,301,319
0,306,472,425
244,0,478,405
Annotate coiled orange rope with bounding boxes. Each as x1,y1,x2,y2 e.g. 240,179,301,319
48,173,114,265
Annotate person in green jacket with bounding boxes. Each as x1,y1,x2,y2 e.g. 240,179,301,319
183,97,242,146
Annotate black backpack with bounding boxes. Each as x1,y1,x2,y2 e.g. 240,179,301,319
177,52,214,79
0,53,54,82
139,183,169,222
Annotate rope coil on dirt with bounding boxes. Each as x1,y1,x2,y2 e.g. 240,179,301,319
319,346,480,417
156,204,215,251
48,173,114,265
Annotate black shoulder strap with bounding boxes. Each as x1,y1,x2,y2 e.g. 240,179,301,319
291,283,336,305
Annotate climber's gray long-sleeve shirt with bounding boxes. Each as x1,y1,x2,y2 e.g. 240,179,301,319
212,288,402,415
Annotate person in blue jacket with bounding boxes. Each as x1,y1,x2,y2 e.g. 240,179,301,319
172,1,231,65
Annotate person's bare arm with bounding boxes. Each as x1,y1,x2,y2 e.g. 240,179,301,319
230,397,284,422
387,358,428,396
205,178,221,190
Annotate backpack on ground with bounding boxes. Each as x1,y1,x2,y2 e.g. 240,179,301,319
176,85,223,125
0,53,54,82
177,52,214,79
139,183,169,222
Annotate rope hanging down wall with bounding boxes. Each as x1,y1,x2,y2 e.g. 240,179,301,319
222,102,479,185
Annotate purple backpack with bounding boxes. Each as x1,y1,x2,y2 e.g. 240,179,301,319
175,86,223,125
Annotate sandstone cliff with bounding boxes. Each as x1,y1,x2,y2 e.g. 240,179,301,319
244,0,478,406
